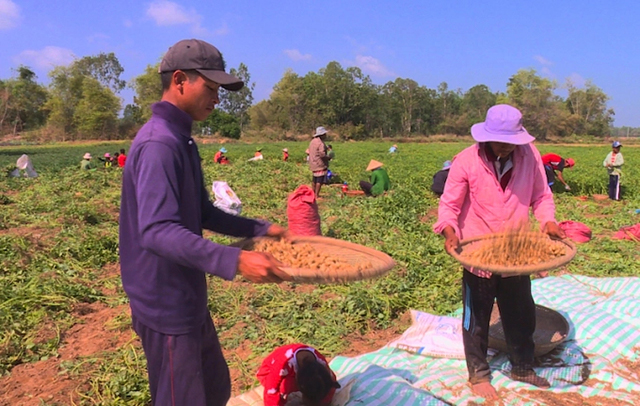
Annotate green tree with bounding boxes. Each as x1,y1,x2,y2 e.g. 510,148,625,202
122,104,143,124
219,63,254,133
0,67,49,134
435,82,463,134
505,69,570,140
74,77,121,139
461,85,497,124
74,52,126,93
130,63,163,123
44,53,125,139
197,109,240,139
382,78,424,135
266,69,306,131
44,65,80,135
565,79,614,136
441,84,500,136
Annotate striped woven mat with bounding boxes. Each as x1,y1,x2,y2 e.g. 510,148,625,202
228,276,640,405
329,275,640,405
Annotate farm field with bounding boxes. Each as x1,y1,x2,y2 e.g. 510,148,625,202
1,141,639,405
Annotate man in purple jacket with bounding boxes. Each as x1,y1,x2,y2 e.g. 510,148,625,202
119,39,292,406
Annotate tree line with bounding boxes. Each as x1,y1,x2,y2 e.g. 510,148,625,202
0,51,628,141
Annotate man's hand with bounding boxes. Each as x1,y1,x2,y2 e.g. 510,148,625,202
265,224,292,241
442,226,460,254
237,251,293,283
564,184,571,191
542,221,566,240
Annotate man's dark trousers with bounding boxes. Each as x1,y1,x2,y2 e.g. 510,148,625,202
133,314,230,406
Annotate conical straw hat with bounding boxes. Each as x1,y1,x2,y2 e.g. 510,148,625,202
366,159,383,171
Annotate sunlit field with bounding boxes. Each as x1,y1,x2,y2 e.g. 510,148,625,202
1,141,638,404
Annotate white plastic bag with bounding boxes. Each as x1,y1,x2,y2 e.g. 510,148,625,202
386,310,465,359
212,181,242,216
12,154,38,178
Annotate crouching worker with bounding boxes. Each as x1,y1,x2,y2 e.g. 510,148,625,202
359,159,391,197
257,343,341,406
214,147,230,164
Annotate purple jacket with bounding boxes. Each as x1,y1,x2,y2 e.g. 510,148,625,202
119,102,271,334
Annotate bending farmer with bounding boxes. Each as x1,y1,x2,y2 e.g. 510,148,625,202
541,153,574,191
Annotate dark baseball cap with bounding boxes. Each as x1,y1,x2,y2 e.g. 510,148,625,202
159,39,244,91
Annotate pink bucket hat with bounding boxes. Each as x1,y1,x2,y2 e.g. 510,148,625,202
471,104,534,145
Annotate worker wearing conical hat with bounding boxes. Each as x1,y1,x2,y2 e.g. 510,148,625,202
360,159,391,196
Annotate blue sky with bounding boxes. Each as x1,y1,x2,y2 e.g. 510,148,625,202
1,0,639,127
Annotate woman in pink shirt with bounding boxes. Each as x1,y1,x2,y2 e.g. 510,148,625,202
433,104,565,400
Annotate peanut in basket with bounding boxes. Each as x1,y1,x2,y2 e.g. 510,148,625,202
253,239,371,273
462,232,567,267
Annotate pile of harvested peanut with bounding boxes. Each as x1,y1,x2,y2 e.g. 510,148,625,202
462,231,566,267
253,239,370,273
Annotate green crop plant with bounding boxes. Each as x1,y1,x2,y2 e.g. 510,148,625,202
0,141,638,403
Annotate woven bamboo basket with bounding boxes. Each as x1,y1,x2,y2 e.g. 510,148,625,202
232,235,396,284
489,303,570,357
447,232,577,275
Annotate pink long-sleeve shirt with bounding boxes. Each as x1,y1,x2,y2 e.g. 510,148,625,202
433,143,557,278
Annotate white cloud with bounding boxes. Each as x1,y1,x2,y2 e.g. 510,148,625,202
534,55,553,66
145,1,222,36
123,19,133,28
354,55,395,77
13,46,76,70
0,0,21,30
146,0,199,26
284,49,312,62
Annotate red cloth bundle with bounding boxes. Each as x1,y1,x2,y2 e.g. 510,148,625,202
558,220,592,243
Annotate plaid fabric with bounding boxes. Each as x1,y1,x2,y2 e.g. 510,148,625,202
229,276,640,405
327,275,640,405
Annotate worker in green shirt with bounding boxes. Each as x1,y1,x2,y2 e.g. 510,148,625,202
360,159,391,196
80,152,96,171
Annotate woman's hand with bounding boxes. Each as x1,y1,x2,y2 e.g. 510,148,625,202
543,221,566,240
442,226,460,254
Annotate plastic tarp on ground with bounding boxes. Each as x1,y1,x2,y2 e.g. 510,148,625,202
227,276,640,405
329,275,640,405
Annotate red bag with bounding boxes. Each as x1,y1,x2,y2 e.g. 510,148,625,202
287,185,321,236
558,221,592,243
612,223,640,241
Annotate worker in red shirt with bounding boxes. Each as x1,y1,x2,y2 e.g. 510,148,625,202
541,153,574,191
117,148,127,167
257,343,340,406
